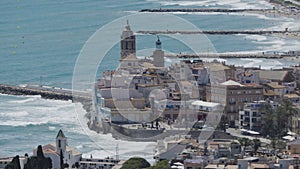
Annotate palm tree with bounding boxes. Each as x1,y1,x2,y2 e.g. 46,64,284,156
260,99,298,139
280,99,297,132
260,103,277,138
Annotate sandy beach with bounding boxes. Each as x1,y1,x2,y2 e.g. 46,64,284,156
250,1,300,39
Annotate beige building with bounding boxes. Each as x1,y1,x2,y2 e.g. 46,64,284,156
287,139,300,154
259,70,296,94
206,80,263,126
206,61,236,84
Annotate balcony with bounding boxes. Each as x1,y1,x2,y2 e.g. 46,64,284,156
229,101,236,105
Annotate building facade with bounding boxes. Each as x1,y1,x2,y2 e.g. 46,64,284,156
207,80,263,126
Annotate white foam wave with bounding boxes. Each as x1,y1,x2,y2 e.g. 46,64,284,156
257,37,300,52
0,95,79,127
160,0,214,7
48,126,56,131
271,20,300,32
147,0,273,9
8,98,37,104
240,58,263,67
167,11,273,19
244,35,267,42
76,144,84,149
0,120,50,127
0,111,29,117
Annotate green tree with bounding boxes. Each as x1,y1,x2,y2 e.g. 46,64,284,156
270,139,277,149
260,99,297,139
270,139,286,151
238,137,252,155
4,155,21,169
24,145,52,169
37,145,45,158
252,139,261,155
279,99,297,131
121,157,151,169
260,103,276,138
217,114,227,132
147,160,171,169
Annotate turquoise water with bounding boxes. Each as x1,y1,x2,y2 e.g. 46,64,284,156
0,0,300,161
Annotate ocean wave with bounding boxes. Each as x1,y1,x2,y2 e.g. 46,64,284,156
0,121,50,127
48,126,56,131
159,0,214,7
0,111,29,117
240,58,263,67
243,35,267,42
8,97,38,104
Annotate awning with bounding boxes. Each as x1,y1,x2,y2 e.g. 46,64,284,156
247,130,260,135
174,162,183,166
287,131,297,136
283,135,295,141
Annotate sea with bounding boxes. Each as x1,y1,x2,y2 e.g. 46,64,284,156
1,0,300,163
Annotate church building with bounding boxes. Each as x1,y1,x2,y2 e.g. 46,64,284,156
33,130,82,169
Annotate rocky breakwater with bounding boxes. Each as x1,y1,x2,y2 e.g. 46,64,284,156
0,84,72,100
0,84,93,111
140,8,271,13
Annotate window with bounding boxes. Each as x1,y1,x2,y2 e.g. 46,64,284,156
253,112,257,117
58,140,61,148
252,118,257,122
230,106,234,112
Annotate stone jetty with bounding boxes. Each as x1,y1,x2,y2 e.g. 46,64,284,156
0,84,92,102
139,8,272,13
164,52,292,59
136,30,300,35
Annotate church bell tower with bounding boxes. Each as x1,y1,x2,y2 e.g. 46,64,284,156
153,36,164,67
120,20,136,60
